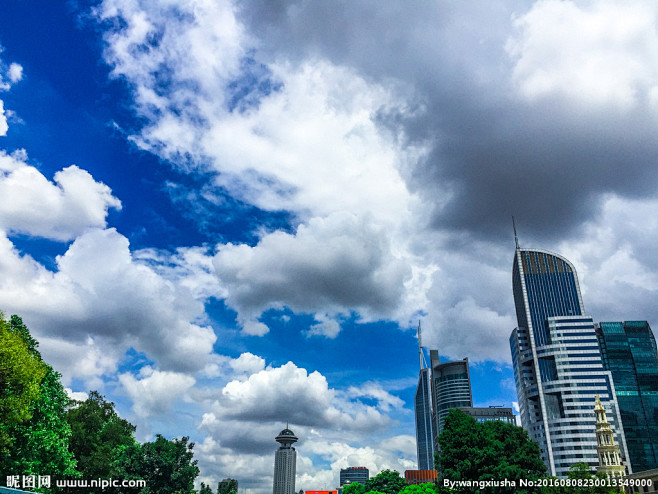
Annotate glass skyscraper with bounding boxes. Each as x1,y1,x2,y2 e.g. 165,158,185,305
414,367,435,470
596,321,658,472
510,247,631,477
430,350,473,439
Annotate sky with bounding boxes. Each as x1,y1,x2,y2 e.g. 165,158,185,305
1,0,658,490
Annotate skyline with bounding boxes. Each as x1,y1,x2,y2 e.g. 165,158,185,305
1,0,658,491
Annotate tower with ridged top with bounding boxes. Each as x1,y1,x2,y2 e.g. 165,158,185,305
273,426,298,494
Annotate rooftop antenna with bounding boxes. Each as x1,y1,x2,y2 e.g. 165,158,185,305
512,216,520,250
417,321,428,370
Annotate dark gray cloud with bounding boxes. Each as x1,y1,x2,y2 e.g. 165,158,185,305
237,0,658,242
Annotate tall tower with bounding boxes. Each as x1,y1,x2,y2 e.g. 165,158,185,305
414,322,435,470
273,426,298,494
430,350,472,440
596,321,658,471
509,245,631,477
594,395,626,478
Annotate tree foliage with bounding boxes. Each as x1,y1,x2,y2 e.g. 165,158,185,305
364,470,408,494
199,482,214,494
0,315,78,485
437,409,546,493
113,434,200,494
0,315,47,451
342,482,366,494
399,483,437,494
66,390,137,478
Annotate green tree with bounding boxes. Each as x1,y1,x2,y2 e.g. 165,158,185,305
199,482,214,494
364,470,407,494
66,390,137,478
399,483,437,494
0,315,47,451
0,315,78,486
540,463,618,494
343,482,366,494
437,409,546,493
114,434,200,494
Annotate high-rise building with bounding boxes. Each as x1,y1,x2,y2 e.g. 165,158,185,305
430,350,473,439
509,245,631,477
596,321,658,471
273,427,298,494
414,322,435,470
415,367,435,469
459,406,516,425
404,470,437,485
339,467,369,486
218,479,238,494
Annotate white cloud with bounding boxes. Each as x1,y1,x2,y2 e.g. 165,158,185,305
65,388,89,402
119,366,196,417
0,150,122,241
7,63,22,84
38,335,121,389
306,314,342,339
194,359,410,491
96,0,431,342
558,194,658,323
508,0,658,110
345,382,405,412
302,435,416,478
230,352,266,376
0,227,217,377
0,101,7,136
214,212,412,336
201,361,393,434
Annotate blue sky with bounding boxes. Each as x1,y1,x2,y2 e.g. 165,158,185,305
1,0,658,491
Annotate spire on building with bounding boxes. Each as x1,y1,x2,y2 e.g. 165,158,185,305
417,321,427,370
594,395,626,479
512,216,520,250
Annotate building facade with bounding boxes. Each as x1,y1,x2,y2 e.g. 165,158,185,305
273,427,298,494
509,247,630,477
596,321,658,471
430,350,473,439
404,470,437,485
339,467,369,486
218,479,238,494
414,367,435,470
459,406,516,425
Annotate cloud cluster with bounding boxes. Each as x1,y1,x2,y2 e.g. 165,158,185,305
0,149,217,384
214,212,411,335
0,43,414,493
0,54,22,135
195,358,412,490
0,151,122,240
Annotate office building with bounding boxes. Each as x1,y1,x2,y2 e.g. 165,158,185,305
415,367,435,469
414,323,435,470
339,467,369,486
509,244,630,477
404,470,437,485
430,350,473,438
459,406,516,425
273,427,298,494
218,479,238,494
596,321,658,471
